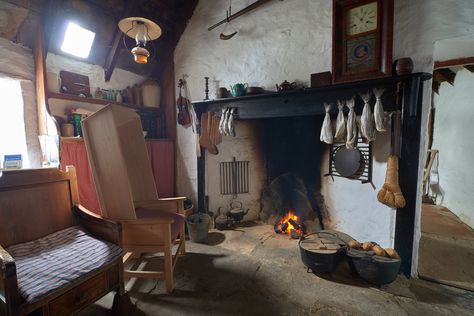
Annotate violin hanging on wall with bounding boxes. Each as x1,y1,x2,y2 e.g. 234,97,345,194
177,79,191,126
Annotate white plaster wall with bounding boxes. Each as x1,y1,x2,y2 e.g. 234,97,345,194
431,69,474,228
0,37,42,167
175,0,332,214
205,121,265,220
46,53,147,92
393,0,474,275
175,0,474,269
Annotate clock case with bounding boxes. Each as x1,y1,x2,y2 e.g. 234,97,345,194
332,0,394,84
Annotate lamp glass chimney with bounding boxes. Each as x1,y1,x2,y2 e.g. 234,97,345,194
135,22,148,46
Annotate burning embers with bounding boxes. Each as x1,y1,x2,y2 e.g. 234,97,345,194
273,211,307,239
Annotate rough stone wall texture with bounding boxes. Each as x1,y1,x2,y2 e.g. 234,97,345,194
0,37,41,167
431,69,474,229
46,53,147,92
174,0,474,272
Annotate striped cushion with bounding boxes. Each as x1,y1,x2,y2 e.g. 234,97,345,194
6,226,123,303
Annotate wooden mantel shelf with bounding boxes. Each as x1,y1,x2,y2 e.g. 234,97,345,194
192,73,431,119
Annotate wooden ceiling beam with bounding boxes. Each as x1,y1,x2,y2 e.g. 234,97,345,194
151,0,198,79
464,64,474,73
103,0,136,81
434,56,474,69
433,68,456,86
42,0,59,54
432,81,440,95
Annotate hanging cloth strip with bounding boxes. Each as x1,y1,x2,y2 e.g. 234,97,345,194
334,100,346,142
373,88,386,132
360,91,376,142
345,97,358,149
320,103,334,144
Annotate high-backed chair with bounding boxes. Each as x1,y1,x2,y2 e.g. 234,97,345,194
81,104,185,293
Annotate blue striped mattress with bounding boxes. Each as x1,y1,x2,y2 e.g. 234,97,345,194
6,226,123,303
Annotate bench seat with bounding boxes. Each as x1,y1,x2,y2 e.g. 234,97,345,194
6,226,123,303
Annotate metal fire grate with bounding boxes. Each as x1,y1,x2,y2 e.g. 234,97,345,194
220,157,249,197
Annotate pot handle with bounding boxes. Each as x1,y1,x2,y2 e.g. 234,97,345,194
230,200,242,209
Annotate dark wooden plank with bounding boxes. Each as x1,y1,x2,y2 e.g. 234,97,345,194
103,1,135,81
434,56,474,69
464,64,474,73
394,76,424,276
433,69,456,86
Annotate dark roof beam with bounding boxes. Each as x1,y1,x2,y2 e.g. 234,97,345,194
103,0,135,81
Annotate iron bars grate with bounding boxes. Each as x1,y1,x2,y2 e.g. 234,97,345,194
219,157,249,197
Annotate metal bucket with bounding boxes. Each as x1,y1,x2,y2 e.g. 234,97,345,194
186,213,210,243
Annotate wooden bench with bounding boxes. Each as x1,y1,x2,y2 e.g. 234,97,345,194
0,167,130,316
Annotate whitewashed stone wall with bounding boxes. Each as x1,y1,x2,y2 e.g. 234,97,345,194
174,0,474,273
431,69,474,229
46,53,147,92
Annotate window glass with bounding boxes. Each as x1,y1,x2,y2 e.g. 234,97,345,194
0,77,29,168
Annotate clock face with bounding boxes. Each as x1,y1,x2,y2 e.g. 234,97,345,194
347,1,378,36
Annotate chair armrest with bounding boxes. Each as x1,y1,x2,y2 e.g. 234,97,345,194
73,204,122,247
0,245,20,315
134,197,186,214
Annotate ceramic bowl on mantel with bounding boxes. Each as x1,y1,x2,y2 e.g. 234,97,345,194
393,58,414,76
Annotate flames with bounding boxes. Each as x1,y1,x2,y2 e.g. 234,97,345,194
275,210,303,236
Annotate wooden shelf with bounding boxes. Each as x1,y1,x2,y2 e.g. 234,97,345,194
48,92,163,113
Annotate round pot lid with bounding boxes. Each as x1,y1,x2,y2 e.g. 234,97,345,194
118,17,162,41
334,147,363,177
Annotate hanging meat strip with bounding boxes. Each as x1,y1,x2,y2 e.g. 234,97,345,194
373,88,386,132
320,103,334,144
360,91,376,142
345,97,358,149
334,100,346,142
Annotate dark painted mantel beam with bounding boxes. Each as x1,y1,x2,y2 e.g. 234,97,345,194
193,73,431,119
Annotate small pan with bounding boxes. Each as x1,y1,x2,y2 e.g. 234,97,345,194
333,146,364,177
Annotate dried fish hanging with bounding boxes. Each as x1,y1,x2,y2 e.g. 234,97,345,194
360,91,376,142
320,103,334,144
345,97,358,149
373,88,386,132
334,100,346,142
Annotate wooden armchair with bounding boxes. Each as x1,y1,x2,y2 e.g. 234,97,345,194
0,167,130,316
81,105,186,293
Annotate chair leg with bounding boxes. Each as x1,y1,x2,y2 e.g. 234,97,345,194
179,223,186,255
164,245,173,293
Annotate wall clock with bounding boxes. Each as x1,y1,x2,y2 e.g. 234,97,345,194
332,0,394,84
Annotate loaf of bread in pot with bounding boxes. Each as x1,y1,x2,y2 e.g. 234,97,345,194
384,248,400,259
362,241,374,251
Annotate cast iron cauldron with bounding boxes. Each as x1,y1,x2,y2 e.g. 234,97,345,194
346,248,401,285
298,232,346,274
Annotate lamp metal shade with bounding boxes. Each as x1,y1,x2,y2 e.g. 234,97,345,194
118,17,162,41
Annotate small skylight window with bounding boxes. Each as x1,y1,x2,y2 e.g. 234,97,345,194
61,22,95,58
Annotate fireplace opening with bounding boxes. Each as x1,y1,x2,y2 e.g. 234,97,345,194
258,116,329,231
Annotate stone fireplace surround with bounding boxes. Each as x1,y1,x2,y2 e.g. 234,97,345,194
193,73,431,276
